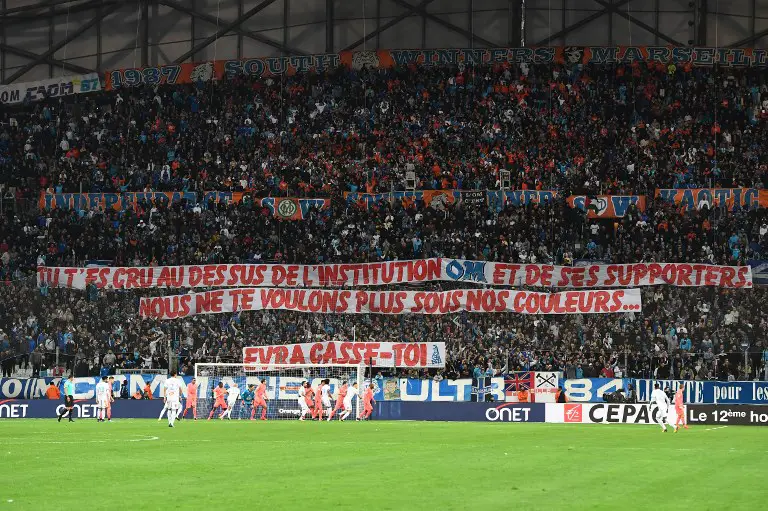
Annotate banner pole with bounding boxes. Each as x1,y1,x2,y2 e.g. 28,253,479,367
368,357,373,389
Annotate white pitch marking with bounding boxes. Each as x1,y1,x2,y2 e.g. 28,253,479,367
0,435,159,445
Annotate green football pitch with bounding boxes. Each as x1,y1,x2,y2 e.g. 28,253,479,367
0,420,765,510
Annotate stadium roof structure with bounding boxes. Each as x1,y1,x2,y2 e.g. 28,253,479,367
0,0,765,84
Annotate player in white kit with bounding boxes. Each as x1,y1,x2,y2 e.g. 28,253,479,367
298,381,311,421
163,371,183,427
321,380,332,417
95,377,110,423
158,376,184,421
222,382,241,419
650,383,676,432
340,382,359,421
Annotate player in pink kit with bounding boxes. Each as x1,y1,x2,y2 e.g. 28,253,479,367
181,378,198,420
313,381,324,420
106,376,115,422
208,382,228,420
358,383,375,421
327,381,348,421
251,379,269,420
674,387,688,431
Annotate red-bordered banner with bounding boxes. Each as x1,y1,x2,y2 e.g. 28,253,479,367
243,341,446,368
138,288,642,319
38,261,752,290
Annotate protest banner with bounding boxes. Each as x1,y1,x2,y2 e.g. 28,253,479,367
138,288,642,319
242,341,445,368
39,261,752,290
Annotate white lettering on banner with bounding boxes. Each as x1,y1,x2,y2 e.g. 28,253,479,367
38,260,753,290
632,379,705,404
139,288,643,319
688,411,709,423
431,380,460,402
0,73,101,105
55,403,98,418
485,405,531,422
714,385,742,402
243,341,446,368
0,404,29,418
0,378,52,399
0,379,23,399
753,383,768,402
563,379,625,402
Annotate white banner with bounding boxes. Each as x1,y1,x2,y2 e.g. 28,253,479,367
243,341,446,368
0,73,101,105
138,287,642,319
545,403,682,425
38,260,752,290
505,371,561,403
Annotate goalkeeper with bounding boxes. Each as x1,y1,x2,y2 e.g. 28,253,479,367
240,384,255,420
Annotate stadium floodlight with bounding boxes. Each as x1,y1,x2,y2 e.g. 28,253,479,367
194,363,366,421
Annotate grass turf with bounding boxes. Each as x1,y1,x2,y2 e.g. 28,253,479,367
0,420,765,510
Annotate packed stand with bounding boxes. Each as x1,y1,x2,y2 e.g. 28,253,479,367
3,62,768,197
2,59,768,380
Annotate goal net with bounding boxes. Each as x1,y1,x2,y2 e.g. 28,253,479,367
193,363,367,421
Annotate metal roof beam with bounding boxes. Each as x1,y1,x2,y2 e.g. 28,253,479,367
3,6,109,84
0,43,95,75
173,0,279,64
727,27,768,48
532,0,631,46
326,0,333,52
2,0,117,22
0,0,82,16
343,0,436,51
388,0,500,48
592,0,684,46
159,0,304,58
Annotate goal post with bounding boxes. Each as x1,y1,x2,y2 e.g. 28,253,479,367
193,363,367,420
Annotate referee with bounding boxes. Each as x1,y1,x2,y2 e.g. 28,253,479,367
57,375,76,423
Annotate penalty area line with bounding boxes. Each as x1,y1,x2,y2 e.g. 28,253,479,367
0,435,161,445
0,436,211,445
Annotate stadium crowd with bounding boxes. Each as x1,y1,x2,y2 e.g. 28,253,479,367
1,58,768,382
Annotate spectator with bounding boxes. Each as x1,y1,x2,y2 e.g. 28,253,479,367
30,348,43,378
45,381,61,399
120,380,130,399
0,58,766,382
103,350,116,370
